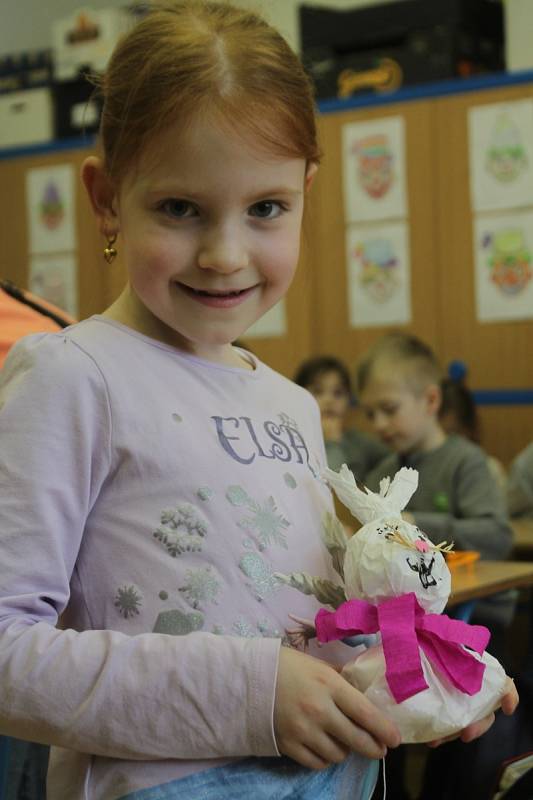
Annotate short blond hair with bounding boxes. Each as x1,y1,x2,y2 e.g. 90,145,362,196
356,332,442,395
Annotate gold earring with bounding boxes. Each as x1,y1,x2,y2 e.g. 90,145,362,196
103,233,118,264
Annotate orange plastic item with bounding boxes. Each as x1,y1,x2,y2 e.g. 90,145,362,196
0,284,76,369
445,550,480,570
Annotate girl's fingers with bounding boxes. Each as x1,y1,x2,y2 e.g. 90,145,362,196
501,678,519,715
302,732,351,765
326,707,388,760
427,712,496,748
428,678,518,748
288,614,315,628
333,680,401,750
284,743,331,771
460,712,495,743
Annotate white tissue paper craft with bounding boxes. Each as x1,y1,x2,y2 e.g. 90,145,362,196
276,465,507,743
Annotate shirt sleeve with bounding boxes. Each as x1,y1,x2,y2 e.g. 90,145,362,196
412,452,512,559
0,335,280,760
507,443,533,517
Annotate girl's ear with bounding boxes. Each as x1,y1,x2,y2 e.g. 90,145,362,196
305,162,318,193
81,156,119,235
426,383,442,416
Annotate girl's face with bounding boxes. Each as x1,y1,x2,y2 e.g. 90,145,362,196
86,115,314,364
308,370,350,422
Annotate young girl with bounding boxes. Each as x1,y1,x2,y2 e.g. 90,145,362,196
440,365,507,495
0,3,515,799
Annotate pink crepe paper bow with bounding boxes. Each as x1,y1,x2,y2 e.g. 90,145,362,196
315,593,490,704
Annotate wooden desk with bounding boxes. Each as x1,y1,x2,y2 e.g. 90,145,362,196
448,560,533,606
511,518,533,557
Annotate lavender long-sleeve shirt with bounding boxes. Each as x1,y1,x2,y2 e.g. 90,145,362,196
0,317,357,799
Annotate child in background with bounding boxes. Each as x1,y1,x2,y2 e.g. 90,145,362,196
356,332,515,800
0,5,515,798
358,333,516,657
358,333,512,561
440,365,507,495
294,355,389,481
507,442,533,517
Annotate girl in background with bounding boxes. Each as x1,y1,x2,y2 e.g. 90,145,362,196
440,368,507,495
294,355,389,483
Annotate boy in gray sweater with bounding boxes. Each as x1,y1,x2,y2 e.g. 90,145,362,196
357,332,512,562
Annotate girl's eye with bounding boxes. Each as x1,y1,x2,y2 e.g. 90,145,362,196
249,200,285,219
160,199,197,218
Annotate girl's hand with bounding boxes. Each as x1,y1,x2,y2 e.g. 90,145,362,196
285,614,319,651
427,676,519,748
274,646,400,769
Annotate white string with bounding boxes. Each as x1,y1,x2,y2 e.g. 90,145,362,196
382,756,387,800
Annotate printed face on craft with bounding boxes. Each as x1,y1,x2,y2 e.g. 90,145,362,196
359,364,434,454
343,518,451,614
112,115,308,354
308,370,350,422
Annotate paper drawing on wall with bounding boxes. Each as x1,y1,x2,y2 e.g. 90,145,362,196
354,134,394,200
29,253,78,317
355,237,399,302
485,113,527,183
26,164,76,254
342,116,407,222
346,221,411,327
474,210,533,322
483,228,532,296
469,99,533,212
40,182,65,230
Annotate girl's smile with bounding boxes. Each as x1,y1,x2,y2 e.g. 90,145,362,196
176,282,259,309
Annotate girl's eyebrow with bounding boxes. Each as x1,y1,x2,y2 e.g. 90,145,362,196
144,185,303,201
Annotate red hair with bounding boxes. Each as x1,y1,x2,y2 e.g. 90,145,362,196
94,0,320,185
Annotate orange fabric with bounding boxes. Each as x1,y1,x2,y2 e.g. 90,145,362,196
0,289,63,369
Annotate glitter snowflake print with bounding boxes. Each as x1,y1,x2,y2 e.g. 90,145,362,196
232,616,284,639
114,584,143,619
239,552,281,600
178,566,220,609
153,609,204,635
283,472,297,489
226,485,251,507
153,502,208,557
238,495,290,550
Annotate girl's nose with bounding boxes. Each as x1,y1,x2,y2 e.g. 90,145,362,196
197,226,249,274
372,410,388,431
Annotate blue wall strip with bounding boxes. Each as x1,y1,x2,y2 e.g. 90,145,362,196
3,70,533,160
473,389,533,406
353,389,533,407
317,69,533,114
0,134,96,161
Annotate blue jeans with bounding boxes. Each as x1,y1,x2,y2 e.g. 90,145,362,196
120,755,379,800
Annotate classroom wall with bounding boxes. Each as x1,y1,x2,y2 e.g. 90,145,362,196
1,2,531,468
303,80,533,467
0,0,402,55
